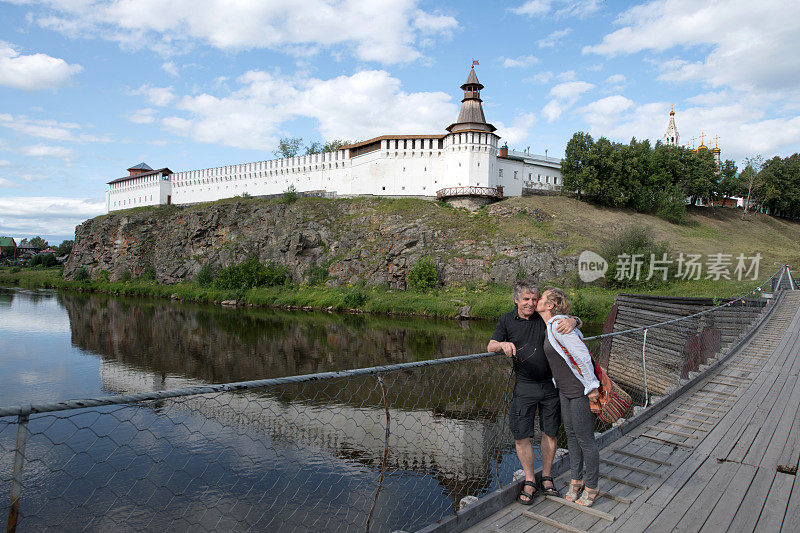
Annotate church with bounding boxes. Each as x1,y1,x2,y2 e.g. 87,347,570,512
106,67,563,213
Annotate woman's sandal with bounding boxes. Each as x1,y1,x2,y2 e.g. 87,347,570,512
517,480,539,505
576,486,599,507
564,480,584,502
540,476,561,497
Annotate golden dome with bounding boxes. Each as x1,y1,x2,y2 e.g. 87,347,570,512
698,144,708,151
712,147,721,153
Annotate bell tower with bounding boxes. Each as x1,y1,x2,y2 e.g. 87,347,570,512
664,106,680,147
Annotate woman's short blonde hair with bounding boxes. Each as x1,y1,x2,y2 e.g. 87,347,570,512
544,286,571,315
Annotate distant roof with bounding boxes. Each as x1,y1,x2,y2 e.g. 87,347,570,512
341,134,446,151
108,168,172,184
127,163,153,171
0,237,16,247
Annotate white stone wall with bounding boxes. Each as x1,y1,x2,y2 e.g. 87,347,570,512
107,171,169,211
107,134,561,212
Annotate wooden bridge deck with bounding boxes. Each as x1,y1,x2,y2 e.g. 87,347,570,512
465,290,800,533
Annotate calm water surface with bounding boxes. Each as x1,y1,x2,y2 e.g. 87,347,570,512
0,287,601,532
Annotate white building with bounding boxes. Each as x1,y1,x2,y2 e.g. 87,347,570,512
106,68,562,213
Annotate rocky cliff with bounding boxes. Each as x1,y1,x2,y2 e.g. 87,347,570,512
64,197,576,287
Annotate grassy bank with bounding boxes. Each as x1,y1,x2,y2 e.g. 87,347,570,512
0,266,773,323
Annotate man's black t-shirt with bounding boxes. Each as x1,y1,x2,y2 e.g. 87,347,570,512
491,309,552,383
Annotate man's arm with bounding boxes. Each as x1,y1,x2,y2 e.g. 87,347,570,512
488,339,516,357
554,315,582,334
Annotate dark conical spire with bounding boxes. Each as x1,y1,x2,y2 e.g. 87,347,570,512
447,66,496,133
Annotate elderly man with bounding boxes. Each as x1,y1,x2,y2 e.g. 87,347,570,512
487,278,581,504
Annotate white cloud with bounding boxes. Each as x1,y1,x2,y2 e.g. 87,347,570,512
542,100,564,122
511,1,602,19
132,85,176,106
161,69,457,150
556,70,578,82
495,113,537,145
19,144,76,160
584,0,800,98
127,108,157,124
604,74,627,91
23,0,459,65
0,113,107,143
578,95,634,127
501,55,539,68
0,41,82,90
526,71,553,84
0,160,10,166
0,178,15,188
161,61,179,76
0,196,105,238
548,80,594,101
537,28,572,48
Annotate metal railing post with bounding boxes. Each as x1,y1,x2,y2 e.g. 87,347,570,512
641,329,649,407
6,414,29,533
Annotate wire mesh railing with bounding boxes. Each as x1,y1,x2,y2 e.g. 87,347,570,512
0,266,793,532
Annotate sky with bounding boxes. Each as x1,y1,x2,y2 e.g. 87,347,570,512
1,0,799,244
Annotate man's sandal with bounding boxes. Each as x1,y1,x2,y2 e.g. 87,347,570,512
540,476,561,497
576,486,599,507
564,480,584,502
517,480,539,505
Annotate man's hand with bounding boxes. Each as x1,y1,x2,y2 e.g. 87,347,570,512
488,339,517,358
555,316,579,334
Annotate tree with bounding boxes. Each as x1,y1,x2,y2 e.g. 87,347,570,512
322,139,350,152
561,132,598,200
741,155,764,219
716,160,739,201
273,137,303,158
57,240,73,256
304,141,323,155
28,236,48,249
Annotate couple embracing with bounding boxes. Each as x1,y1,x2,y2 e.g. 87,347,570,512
487,279,601,507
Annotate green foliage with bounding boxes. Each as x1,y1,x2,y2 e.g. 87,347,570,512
305,265,330,286
304,141,322,155
97,270,110,282
214,256,289,290
600,225,675,289
10,267,20,273
407,256,439,292
139,267,156,281
30,253,58,267
322,139,350,152
119,269,132,283
195,263,216,286
274,137,303,158
57,240,73,256
28,236,48,249
342,286,368,308
282,184,298,204
74,267,89,281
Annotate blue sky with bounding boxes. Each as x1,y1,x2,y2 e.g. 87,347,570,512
1,0,799,243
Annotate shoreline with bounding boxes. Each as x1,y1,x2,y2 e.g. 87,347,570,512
0,266,769,323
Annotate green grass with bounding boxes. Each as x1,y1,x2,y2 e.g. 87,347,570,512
0,266,776,324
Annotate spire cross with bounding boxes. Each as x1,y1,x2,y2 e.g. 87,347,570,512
690,136,696,148
699,131,706,145
712,134,720,148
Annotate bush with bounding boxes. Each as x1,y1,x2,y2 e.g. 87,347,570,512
407,256,439,292
342,286,368,308
214,256,290,290
139,267,156,281
282,185,298,204
10,266,21,274
195,263,216,286
74,267,89,281
119,269,132,282
601,225,675,289
30,254,58,268
305,265,330,286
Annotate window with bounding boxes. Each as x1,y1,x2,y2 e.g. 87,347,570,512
499,169,503,177
514,171,518,180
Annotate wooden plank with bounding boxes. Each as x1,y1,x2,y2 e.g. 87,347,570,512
647,426,699,439
641,434,694,448
520,511,588,533
755,471,794,531
543,495,615,522
600,458,662,477
697,388,734,397
782,467,800,533
690,398,729,407
716,374,751,381
668,459,739,533
597,491,632,505
707,379,743,388
609,449,672,466
727,466,778,532
672,408,719,419
664,414,714,425
600,473,648,490
659,419,708,432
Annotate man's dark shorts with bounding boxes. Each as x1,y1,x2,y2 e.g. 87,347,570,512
509,379,561,440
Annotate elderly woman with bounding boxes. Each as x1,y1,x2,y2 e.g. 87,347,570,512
536,286,601,507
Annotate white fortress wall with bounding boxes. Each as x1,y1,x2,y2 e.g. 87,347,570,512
108,171,167,211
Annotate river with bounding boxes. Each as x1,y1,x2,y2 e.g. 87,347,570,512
0,287,602,532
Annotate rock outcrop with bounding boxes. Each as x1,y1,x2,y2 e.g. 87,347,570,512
64,198,575,287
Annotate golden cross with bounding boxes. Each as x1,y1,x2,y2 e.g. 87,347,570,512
712,134,720,148
699,131,706,145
